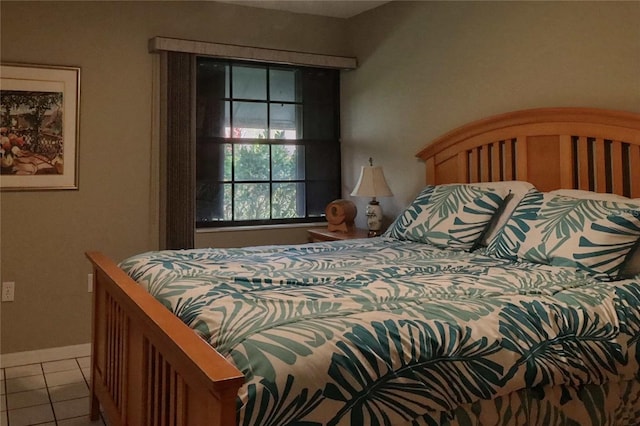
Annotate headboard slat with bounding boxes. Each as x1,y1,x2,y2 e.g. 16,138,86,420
577,136,590,191
631,144,640,198
480,146,490,182
457,152,468,183
559,135,573,188
469,149,479,183
425,157,436,185
491,142,501,181
515,136,528,181
594,138,607,193
611,141,624,195
504,140,514,180
417,108,640,197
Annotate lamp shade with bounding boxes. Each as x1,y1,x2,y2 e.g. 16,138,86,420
350,166,393,198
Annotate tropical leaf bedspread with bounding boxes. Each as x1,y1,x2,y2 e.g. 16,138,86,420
120,237,640,425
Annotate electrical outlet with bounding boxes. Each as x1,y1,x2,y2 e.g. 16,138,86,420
2,281,15,302
88,273,94,293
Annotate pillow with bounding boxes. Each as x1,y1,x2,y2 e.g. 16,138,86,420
620,240,640,279
548,189,640,279
474,181,536,246
486,189,640,280
547,189,635,203
386,184,507,251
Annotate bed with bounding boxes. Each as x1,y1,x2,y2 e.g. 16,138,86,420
86,107,640,426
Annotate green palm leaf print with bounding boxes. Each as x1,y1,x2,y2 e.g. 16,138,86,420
488,190,543,259
536,197,612,242
449,191,504,248
500,301,625,387
240,375,323,426
615,283,640,362
424,185,495,227
445,386,583,426
324,319,503,425
387,186,436,238
213,298,352,382
572,217,640,277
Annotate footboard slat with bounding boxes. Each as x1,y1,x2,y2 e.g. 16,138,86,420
168,363,176,426
87,251,244,426
150,346,159,426
104,294,128,417
177,375,186,426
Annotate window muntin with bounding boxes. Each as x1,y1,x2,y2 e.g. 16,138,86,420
196,58,339,227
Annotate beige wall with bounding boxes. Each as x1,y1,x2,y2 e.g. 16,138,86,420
1,0,639,354
341,1,640,228
0,1,349,354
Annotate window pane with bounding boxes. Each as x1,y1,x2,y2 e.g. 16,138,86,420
307,180,339,217
196,182,232,222
272,183,305,218
197,60,229,98
223,144,232,181
196,142,227,180
303,103,335,140
270,68,300,102
197,100,229,138
272,145,304,180
301,68,337,140
270,104,301,139
232,65,266,100
302,68,336,104
234,144,269,181
232,102,267,138
224,184,233,220
235,183,270,220
306,143,340,180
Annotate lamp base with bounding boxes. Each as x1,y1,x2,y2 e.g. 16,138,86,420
365,199,383,237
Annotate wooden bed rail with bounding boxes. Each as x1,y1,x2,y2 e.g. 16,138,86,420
86,251,244,426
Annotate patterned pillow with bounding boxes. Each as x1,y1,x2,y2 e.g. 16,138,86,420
386,184,506,251
486,189,640,280
549,189,640,279
476,181,536,246
620,242,640,279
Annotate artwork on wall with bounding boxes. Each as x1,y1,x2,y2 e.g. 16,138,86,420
0,63,80,191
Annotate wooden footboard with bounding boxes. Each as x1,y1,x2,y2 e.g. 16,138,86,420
86,252,244,426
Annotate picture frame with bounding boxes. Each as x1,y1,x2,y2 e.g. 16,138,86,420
0,63,80,191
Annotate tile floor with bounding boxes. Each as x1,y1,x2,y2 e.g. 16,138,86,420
0,357,106,426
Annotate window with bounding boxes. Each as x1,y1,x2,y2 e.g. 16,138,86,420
195,58,341,228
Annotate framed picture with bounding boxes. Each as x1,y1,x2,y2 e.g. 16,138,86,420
0,63,80,191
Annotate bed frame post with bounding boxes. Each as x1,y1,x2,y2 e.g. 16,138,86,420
87,252,244,426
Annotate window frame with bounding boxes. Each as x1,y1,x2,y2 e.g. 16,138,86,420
195,57,341,229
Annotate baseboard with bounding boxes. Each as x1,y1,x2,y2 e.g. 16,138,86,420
0,343,91,368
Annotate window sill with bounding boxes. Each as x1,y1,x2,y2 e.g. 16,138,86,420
196,222,328,233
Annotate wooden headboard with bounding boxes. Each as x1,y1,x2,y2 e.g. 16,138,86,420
416,107,640,197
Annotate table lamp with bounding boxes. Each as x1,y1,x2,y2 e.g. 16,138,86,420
350,158,393,237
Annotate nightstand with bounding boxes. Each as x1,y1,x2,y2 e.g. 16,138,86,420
307,228,370,242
